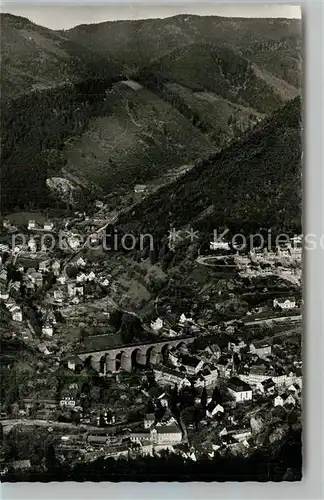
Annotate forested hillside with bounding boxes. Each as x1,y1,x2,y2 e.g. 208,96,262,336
1,13,301,213
119,96,302,237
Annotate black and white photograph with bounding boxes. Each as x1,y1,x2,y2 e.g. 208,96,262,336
0,2,303,482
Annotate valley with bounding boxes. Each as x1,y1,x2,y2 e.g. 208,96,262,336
0,10,302,483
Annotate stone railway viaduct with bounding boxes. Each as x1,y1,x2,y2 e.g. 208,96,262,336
77,336,195,373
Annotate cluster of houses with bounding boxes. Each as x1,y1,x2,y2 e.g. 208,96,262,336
151,333,301,413
27,220,55,232
57,408,182,461
1,297,23,322
209,235,302,257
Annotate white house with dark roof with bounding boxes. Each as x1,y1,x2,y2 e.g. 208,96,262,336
256,378,276,395
153,422,182,445
283,394,296,407
144,414,155,429
273,297,297,310
66,355,83,371
227,377,253,402
274,395,284,407
53,289,64,303
151,317,164,331
42,324,54,337
207,403,224,419
44,221,55,231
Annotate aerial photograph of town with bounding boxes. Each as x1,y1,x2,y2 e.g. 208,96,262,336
0,3,302,482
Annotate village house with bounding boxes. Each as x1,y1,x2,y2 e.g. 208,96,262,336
130,429,151,444
8,281,20,296
2,218,11,229
168,347,181,366
134,184,147,194
46,309,57,325
57,276,66,285
11,460,32,471
180,354,204,376
40,242,48,253
249,342,272,358
144,414,155,429
42,323,54,337
228,340,247,354
44,221,55,231
283,394,296,407
210,241,230,251
153,366,191,389
27,238,37,253
76,257,86,268
151,317,164,331
53,289,64,304
95,200,104,209
39,260,51,272
156,392,169,408
75,285,84,296
179,313,193,325
67,283,79,298
154,423,182,445
60,387,79,409
195,365,218,387
9,305,23,322
0,270,8,282
0,243,10,254
67,234,82,250
206,403,224,419
52,260,61,276
256,378,276,395
166,328,180,337
87,271,96,281
227,377,253,402
29,271,43,288
273,297,297,310
26,266,36,277
28,220,37,230
76,272,87,283
215,355,232,377
229,428,252,443
66,355,83,372
89,233,100,245
274,395,284,407
0,287,9,301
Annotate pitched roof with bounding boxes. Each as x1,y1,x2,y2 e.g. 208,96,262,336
157,424,181,434
227,377,252,392
261,378,276,388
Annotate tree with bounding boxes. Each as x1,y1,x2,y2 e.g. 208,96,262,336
149,249,157,265
45,443,57,469
212,386,223,405
6,264,22,283
109,309,123,330
119,313,143,343
200,386,207,408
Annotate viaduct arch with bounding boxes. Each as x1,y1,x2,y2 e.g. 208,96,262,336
78,337,195,373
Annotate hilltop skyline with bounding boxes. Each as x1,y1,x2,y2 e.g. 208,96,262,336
1,3,301,30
